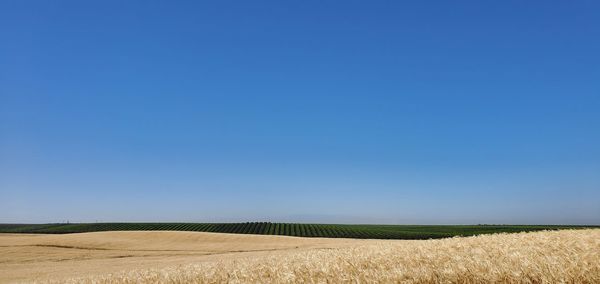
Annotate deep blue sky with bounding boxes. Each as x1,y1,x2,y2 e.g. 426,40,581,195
1,1,599,224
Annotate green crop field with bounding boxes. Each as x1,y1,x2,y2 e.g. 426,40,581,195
0,223,594,239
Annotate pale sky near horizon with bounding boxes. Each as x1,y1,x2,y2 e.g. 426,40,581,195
1,1,599,224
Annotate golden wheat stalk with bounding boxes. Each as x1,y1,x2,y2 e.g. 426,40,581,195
58,229,600,284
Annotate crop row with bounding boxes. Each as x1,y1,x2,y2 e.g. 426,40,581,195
0,223,590,239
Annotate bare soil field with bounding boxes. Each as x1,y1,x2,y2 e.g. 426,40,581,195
1,229,599,283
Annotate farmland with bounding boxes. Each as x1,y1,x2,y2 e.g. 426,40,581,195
0,223,592,239
1,229,598,283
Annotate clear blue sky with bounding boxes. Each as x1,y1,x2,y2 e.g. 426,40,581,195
1,1,599,224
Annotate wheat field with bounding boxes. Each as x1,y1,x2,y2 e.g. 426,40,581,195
1,229,599,283
0,231,366,283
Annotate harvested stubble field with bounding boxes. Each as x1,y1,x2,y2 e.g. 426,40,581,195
0,229,598,283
